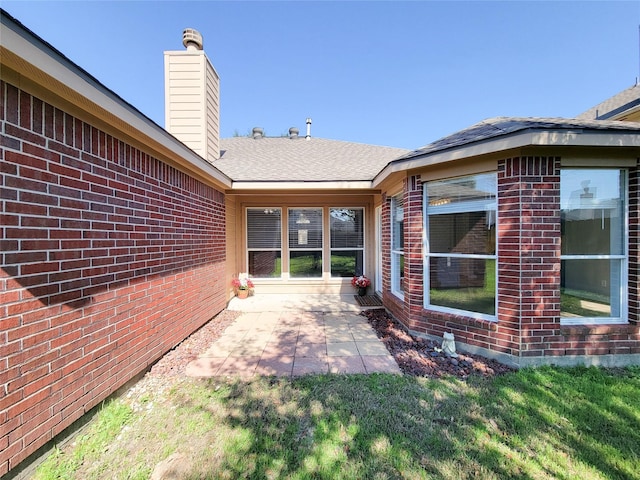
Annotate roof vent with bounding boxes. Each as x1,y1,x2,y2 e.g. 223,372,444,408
252,127,264,139
305,118,312,140
183,28,203,51
289,127,299,139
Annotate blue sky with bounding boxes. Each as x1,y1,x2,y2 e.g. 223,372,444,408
3,1,640,149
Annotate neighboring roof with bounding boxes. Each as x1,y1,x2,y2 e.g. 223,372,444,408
374,116,640,185
217,137,409,182
577,83,640,121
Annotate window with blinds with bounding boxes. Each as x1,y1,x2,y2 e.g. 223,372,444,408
288,208,323,278
330,208,364,277
247,208,282,277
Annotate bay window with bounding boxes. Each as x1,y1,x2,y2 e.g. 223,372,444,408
560,169,627,324
391,193,405,297
425,173,497,318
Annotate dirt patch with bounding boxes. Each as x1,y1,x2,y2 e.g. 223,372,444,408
362,308,515,378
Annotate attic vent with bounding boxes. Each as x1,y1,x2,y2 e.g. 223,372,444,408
252,127,264,139
182,28,203,51
289,127,299,139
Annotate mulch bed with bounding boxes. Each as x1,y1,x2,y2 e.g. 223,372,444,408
362,308,515,378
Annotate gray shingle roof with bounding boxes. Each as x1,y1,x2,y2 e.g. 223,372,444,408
393,116,640,163
216,137,409,182
577,83,640,120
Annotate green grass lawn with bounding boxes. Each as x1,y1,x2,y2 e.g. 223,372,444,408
35,367,640,480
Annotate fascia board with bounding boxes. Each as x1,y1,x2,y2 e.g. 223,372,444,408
231,181,374,190
529,130,640,147
373,132,535,187
1,17,232,189
373,129,640,187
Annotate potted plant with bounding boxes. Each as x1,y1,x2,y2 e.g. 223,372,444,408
351,275,371,296
232,274,254,299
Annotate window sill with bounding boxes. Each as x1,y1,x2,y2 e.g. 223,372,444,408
560,318,628,326
422,306,498,331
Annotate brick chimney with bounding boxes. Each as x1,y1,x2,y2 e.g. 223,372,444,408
164,28,220,163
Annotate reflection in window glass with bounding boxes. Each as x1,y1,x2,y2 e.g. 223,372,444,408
248,251,281,277
425,173,497,318
289,208,323,278
247,208,281,278
289,251,322,278
429,258,496,315
560,169,626,321
391,194,404,296
429,212,495,255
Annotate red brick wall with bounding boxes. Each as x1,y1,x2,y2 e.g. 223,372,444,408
498,157,561,358
381,189,407,325
545,325,640,356
630,161,639,325
404,176,424,329
0,81,227,475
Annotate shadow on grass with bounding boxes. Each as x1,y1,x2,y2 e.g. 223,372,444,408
165,367,639,480
474,366,640,480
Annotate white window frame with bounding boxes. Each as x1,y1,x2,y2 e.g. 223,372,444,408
560,168,628,325
329,207,365,278
246,207,282,279
423,174,498,321
288,207,324,279
390,193,404,299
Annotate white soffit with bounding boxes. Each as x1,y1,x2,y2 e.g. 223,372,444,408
231,181,374,190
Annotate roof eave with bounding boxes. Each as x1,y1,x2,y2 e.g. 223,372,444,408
373,128,640,188
0,11,232,190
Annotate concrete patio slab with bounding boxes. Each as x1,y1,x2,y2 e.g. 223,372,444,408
362,355,402,374
293,357,329,376
217,356,261,377
356,341,390,356
351,330,380,341
185,297,400,379
296,343,327,358
256,356,294,377
263,342,296,357
327,342,360,357
326,331,354,343
227,294,368,313
328,356,367,374
297,331,327,344
185,357,227,377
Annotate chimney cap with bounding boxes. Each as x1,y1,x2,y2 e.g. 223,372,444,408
183,28,203,50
